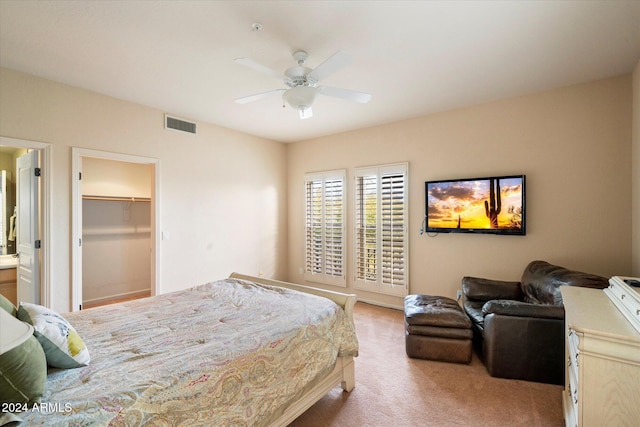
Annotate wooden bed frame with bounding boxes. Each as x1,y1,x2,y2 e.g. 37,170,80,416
229,273,357,426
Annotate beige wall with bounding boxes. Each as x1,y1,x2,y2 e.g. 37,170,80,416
0,67,288,313
288,75,633,307
1,66,634,312
633,60,640,276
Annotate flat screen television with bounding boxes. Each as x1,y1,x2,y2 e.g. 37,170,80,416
425,174,526,235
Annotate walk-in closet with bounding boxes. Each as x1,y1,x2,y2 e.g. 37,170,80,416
81,157,152,308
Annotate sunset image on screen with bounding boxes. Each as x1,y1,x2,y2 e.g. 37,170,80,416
427,177,523,230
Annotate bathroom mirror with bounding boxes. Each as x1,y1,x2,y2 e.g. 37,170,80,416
0,170,16,255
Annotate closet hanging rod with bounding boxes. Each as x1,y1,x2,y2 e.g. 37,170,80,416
82,195,151,202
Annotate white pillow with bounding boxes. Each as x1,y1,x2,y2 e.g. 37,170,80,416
17,302,90,369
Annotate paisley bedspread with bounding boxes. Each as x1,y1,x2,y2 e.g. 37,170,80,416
16,278,358,426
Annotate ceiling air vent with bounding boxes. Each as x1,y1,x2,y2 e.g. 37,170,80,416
165,114,197,135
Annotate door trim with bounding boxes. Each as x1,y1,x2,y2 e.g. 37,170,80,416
71,148,160,311
0,136,51,307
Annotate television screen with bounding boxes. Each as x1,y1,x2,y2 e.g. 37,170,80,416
425,175,526,235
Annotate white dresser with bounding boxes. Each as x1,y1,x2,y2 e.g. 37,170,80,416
561,283,640,427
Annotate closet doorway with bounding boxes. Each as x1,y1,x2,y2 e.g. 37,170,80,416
71,148,159,312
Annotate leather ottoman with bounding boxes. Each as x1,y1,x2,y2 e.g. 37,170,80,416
404,294,473,364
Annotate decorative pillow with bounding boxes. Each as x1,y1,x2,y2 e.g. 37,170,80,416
0,293,16,316
0,309,47,405
17,303,90,369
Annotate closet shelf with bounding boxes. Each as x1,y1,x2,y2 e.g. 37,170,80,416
83,227,151,236
83,195,151,202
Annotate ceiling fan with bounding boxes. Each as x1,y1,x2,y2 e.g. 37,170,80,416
234,50,372,119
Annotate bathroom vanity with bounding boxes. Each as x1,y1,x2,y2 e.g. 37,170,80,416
0,261,17,305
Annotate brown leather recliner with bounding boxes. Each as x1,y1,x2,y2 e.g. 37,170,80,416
462,260,609,385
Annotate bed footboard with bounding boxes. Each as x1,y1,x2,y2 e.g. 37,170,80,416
229,272,357,321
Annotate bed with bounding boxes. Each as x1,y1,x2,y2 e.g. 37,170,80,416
6,273,358,426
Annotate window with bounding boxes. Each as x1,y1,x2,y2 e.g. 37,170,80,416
354,163,408,296
304,170,346,287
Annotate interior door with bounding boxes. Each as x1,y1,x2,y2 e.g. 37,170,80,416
16,150,40,304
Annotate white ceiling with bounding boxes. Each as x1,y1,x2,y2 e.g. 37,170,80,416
1,1,639,143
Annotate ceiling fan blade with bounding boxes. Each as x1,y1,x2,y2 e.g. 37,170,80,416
235,89,285,104
235,57,288,81
318,86,372,103
307,51,352,82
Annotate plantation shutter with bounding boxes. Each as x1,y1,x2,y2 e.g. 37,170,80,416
305,178,323,275
355,171,378,290
304,170,346,287
381,171,406,290
354,164,408,296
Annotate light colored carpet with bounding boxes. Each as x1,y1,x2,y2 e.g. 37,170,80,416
290,302,564,427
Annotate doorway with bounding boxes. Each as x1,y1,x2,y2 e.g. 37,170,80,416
71,148,159,312
0,136,51,307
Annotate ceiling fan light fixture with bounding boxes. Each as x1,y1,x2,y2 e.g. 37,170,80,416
299,106,313,120
282,86,317,118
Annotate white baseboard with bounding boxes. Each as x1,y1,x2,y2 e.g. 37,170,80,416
83,288,150,305
356,297,403,311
